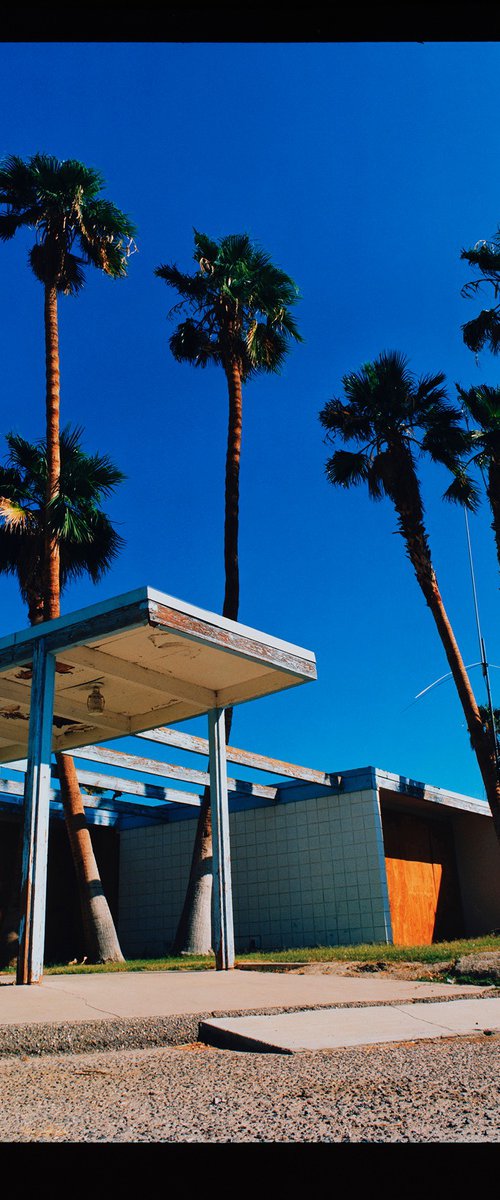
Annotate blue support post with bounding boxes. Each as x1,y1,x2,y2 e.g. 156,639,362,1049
17,640,55,985
208,707,235,970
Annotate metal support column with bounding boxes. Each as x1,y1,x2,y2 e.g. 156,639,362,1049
17,640,55,985
208,706,235,970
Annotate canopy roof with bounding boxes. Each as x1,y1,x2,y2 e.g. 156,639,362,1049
0,586,317,763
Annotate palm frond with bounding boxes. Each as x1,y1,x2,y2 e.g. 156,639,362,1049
442,470,481,511
245,323,290,374
325,449,370,489
1,153,135,291
157,230,301,379
60,514,124,586
193,230,220,265
366,449,397,500
462,307,500,354
169,319,217,367
420,422,472,467
461,241,500,275
0,155,38,205
0,497,34,529
319,397,374,444
155,263,208,303
0,426,125,602
457,383,500,430
0,212,33,241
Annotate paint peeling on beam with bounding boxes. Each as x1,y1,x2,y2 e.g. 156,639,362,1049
136,727,333,786
148,601,317,680
53,764,202,808
63,744,279,800
0,598,150,673
0,676,130,738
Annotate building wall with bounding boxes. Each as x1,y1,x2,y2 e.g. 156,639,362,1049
118,786,391,956
451,809,500,936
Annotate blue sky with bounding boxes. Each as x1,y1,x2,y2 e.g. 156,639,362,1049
1,40,500,799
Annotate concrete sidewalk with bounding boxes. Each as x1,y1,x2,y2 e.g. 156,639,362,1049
0,969,496,1056
201,996,500,1053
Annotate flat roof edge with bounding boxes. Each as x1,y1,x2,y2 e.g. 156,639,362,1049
373,766,489,815
0,584,316,665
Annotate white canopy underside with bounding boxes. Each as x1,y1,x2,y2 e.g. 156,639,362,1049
0,586,317,762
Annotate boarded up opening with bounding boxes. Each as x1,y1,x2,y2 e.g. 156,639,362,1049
381,805,464,945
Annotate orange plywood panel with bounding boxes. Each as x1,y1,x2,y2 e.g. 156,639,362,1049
385,852,441,945
382,809,463,946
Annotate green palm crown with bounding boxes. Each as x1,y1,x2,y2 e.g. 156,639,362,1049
155,230,302,379
461,235,500,354
0,153,136,294
320,350,477,511
0,427,125,621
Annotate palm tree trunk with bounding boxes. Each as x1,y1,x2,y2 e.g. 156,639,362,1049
172,360,242,954
55,753,124,962
170,790,213,955
44,284,61,621
42,284,124,963
391,463,500,841
222,358,243,624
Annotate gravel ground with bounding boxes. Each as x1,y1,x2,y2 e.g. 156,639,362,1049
1,1033,499,1143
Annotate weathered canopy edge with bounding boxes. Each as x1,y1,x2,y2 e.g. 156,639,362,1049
0,585,317,668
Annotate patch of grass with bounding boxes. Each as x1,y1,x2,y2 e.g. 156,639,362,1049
43,954,217,975
233,935,500,966
3,934,496,976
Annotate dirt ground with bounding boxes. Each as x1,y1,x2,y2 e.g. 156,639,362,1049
252,959,455,981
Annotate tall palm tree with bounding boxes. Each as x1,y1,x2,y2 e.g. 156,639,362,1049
0,427,126,964
0,154,135,962
0,153,136,615
319,350,500,842
156,231,302,953
456,384,500,571
460,235,500,355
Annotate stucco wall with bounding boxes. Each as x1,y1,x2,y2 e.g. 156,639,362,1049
118,786,391,956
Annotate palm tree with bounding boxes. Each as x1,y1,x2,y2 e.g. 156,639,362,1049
319,350,500,842
0,427,126,964
0,153,136,616
155,231,302,953
0,153,135,962
456,384,500,571
460,235,500,354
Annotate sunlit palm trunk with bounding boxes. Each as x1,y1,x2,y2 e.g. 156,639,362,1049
44,285,61,620
392,460,500,842
43,286,124,963
172,360,242,954
55,754,124,962
222,358,243,628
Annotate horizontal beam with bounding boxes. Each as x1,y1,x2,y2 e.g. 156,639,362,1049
137,726,333,786
64,744,278,800
128,699,204,734
0,599,149,672
65,644,216,710
60,766,201,808
0,768,200,816
0,675,130,737
0,741,30,763
148,599,317,680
